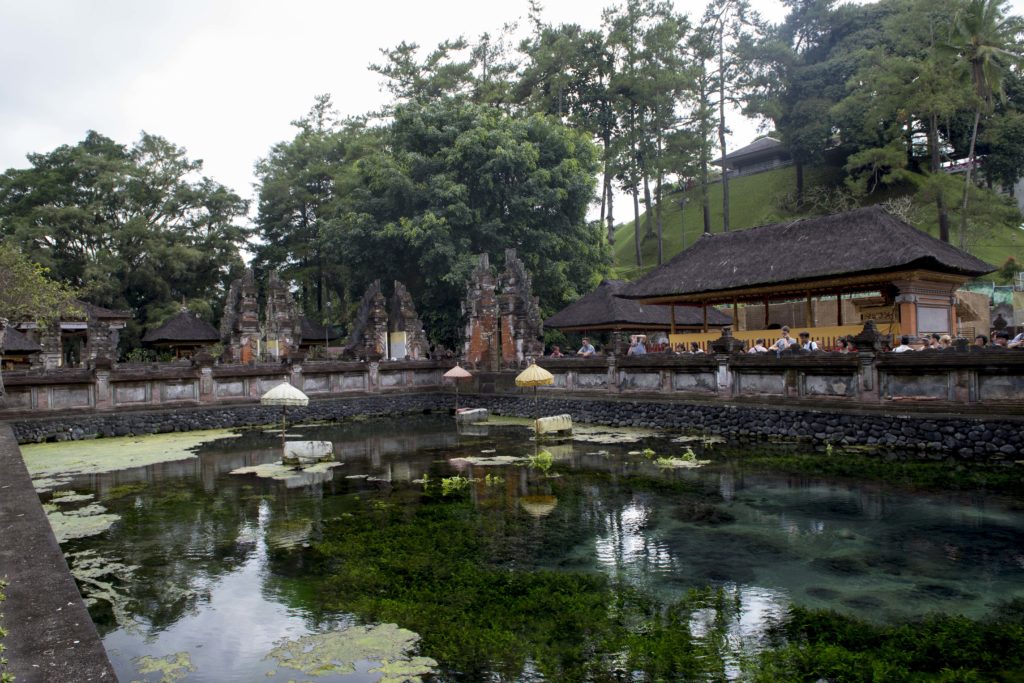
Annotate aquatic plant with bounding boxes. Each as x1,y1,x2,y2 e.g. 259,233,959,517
441,475,470,496
528,449,554,474
68,550,139,629
133,651,196,682
825,442,834,457
44,503,120,543
484,474,505,487
263,623,436,678
642,448,657,459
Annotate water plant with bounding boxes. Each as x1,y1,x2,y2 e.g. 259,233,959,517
528,449,554,474
133,651,196,682
484,474,505,487
642,448,656,459
440,475,469,496
825,442,834,457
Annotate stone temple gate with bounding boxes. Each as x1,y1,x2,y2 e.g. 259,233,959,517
462,249,544,370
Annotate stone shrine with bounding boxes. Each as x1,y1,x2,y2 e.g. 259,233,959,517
462,249,544,369
221,269,302,362
389,281,429,360
342,280,429,360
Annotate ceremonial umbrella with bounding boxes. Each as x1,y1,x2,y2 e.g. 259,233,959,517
514,362,554,420
443,364,473,411
261,381,309,454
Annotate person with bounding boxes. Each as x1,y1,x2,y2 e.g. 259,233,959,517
939,334,952,349
836,337,854,353
577,337,596,357
549,345,564,358
674,343,688,354
689,341,704,354
992,331,1011,348
892,335,913,353
773,326,797,351
747,338,768,353
628,335,647,356
1010,331,1024,349
798,331,819,351
928,333,942,350
975,334,988,348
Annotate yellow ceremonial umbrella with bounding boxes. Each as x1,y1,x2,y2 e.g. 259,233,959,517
515,361,554,420
443,364,473,411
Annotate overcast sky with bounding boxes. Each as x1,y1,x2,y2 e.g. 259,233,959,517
2,0,1021,212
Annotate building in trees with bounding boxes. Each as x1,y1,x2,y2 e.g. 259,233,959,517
713,136,791,178
141,310,221,359
11,301,131,369
0,327,41,369
620,206,994,347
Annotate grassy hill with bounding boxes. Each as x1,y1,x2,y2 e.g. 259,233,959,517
610,165,1024,281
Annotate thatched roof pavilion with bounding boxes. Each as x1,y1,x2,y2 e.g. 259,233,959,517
544,279,730,333
1,326,41,368
620,206,994,339
142,310,220,357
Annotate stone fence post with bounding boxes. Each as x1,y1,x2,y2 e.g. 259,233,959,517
606,353,617,394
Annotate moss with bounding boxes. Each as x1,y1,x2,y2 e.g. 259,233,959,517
44,503,120,543
103,483,149,501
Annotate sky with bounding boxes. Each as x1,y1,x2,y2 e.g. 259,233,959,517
1,0,1021,214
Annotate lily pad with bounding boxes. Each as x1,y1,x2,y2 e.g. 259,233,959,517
264,623,432,678
671,434,726,445
450,455,528,466
369,656,439,683
571,425,662,444
50,491,95,504
655,457,712,469
231,461,342,481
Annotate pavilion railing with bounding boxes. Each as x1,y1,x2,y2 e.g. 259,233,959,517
669,322,900,352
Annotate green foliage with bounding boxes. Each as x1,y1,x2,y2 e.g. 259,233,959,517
528,449,554,474
484,473,505,487
0,243,79,323
751,602,1024,681
440,475,469,496
0,578,10,683
641,447,656,459
0,131,249,347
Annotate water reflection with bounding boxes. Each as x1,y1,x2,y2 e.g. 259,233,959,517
43,415,1024,682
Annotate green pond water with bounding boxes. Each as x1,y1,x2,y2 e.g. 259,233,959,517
29,414,1024,682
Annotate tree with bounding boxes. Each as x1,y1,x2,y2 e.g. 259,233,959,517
325,100,607,346
0,242,79,400
0,131,249,347
253,96,376,318
949,0,1024,247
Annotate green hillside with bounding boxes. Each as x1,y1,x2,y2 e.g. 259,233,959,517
610,166,1024,280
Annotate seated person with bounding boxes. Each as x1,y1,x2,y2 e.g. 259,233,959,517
628,335,647,356
836,337,856,353
689,341,704,354
576,337,596,357
892,335,913,352
975,334,989,348
773,326,797,351
549,345,564,358
939,334,953,349
1010,331,1024,349
747,338,768,353
992,331,1011,348
798,331,819,351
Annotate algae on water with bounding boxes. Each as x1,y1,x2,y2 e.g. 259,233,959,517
264,623,436,679
68,549,139,629
22,429,242,488
44,502,120,543
571,425,662,444
132,651,196,683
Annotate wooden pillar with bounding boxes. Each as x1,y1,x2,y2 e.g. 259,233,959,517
804,292,813,327
763,295,770,328
836,293,843,326
670,304,676,335
732,300,739,331
702,303,709,333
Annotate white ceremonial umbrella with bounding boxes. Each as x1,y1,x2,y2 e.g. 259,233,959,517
261,381,309,453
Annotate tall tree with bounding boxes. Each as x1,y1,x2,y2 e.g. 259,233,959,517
949,0,1024,247
0,131,249,345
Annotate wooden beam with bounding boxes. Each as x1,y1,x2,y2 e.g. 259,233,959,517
670,304,676,335
702,303,709,333
836,293,843,326
732,300,739,331
805,292,813,327
763,295,770,328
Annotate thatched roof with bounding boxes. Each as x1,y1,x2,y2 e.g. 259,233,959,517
142,311,220,344
544,280,730,330
77,300,133,320
300,317,344,342
714,136,787,166
2,327,41,353
620,206,995,303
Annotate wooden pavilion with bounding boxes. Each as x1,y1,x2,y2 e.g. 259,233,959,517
619,206,995,349
142,310,220,359
1,327,41,369
545,279,731,335
298,316,345,352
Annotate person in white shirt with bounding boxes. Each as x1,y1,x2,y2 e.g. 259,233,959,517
1009,332,1024,349
576,338,596,357
892,335,913,352
747,338,768,353
773,326,797,351
798,331,819,351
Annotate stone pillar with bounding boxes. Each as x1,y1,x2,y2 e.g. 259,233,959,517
0,318,6,402
290,360,303,394
368,361,380,393
39,322,62,369
606,353,617,394
857,352,878,401
193,352,215,403
715,355,733,398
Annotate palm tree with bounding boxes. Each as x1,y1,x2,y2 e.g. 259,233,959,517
950,0,1024,249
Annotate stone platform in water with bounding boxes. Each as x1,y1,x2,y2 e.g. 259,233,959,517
283,440,334,465
536,414,573,434
455,408,489,424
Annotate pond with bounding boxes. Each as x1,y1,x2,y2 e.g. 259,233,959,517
23,414,1024,682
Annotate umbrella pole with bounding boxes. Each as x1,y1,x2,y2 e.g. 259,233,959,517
281,405,287,455
455,382,459,412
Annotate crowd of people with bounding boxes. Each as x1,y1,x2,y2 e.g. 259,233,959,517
546,326,1024,357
